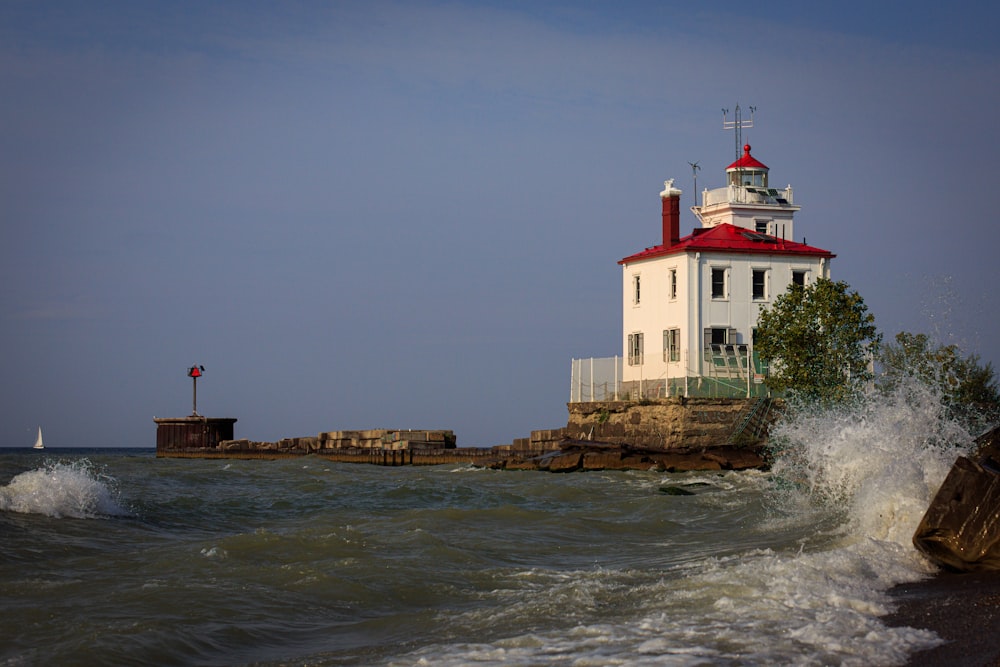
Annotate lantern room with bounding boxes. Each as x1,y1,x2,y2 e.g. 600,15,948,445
726,144,769,188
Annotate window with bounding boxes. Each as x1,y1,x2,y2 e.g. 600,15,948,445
628,332,644,366
669,268,678,300
632,274,641,305
704,328,736,348
711,268,727,299
663,328,680,362
792,270,807,287
752,269,768,300
754,220,769,234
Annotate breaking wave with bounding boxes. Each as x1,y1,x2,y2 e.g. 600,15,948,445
0,459,128,518
769,379,976,546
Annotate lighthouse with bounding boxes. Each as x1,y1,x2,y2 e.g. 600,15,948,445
696,143,799,242
615,142,835,399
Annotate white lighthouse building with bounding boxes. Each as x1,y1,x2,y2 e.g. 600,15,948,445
614,143,834,399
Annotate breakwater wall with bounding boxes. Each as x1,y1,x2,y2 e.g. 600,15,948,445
155,397,778,471
159,446,498,466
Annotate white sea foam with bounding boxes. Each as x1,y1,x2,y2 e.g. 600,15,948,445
770,380,974,546
395,543,943,666
0,459,128,518
391,382,972,666
668,381,974,662
200,546,228,560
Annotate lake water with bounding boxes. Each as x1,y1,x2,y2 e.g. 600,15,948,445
0,385,974,665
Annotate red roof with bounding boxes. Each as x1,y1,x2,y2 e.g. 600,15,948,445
727,144,768,171
619,223,835,265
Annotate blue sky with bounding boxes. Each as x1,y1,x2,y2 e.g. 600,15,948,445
2,1,998,447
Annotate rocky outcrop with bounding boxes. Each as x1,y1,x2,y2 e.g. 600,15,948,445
485,438,767,473
493,398,775,472
913,425,1000,571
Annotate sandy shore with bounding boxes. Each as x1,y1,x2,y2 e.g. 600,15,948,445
886,571,1000,666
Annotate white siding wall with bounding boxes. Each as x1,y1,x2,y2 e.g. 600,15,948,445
622,258,691,385
623,251,829,387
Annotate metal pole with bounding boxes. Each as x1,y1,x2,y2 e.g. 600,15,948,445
570,359,574,403
684,349,689,397
746,345,752,398
192,376,198,415
614,355,619,401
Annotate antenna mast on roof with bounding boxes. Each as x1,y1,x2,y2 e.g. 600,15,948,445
722,104,756,185
722,104,756,160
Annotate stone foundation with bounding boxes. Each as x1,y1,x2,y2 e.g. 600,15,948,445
563,398,762,450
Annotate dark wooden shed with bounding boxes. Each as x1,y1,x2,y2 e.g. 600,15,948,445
154,416,237,454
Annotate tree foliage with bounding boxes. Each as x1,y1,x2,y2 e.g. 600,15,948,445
755,278,880,402
877,331,1000,429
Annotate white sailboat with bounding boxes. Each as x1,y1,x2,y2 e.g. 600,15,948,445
33,427,44,450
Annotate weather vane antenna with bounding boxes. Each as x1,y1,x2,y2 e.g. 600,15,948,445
687,161,701,210
722,104,756,161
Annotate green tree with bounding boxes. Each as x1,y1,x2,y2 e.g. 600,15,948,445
877,331,1000,428
756,278,880,401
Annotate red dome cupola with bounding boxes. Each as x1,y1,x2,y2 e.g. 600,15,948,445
726,144,769,187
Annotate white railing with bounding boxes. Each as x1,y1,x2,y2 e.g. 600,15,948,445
570,356,623,402
570,352,769,402
701,185,794,208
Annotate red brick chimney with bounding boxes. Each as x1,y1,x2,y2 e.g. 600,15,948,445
660,179,682,247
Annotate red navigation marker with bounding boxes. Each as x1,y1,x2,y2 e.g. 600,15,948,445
188,365,205,415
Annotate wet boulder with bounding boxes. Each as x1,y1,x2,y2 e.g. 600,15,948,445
913,425,1000,572
544,451,584,473
659,486,696,496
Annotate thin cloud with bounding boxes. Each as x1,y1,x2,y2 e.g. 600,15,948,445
8,297,105,322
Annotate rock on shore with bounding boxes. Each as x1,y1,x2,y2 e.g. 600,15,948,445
912,425,1000,572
